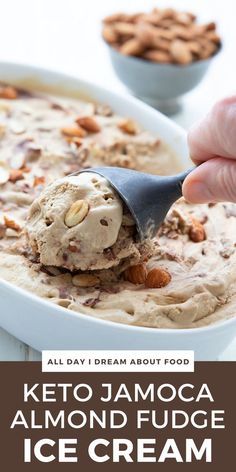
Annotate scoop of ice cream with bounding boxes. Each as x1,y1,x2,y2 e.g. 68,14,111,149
26,172,154,271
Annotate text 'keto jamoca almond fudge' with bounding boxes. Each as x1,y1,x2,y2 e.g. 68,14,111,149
1,83,236,329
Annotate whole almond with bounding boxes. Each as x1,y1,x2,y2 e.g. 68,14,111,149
119,38,143,56
113,22,136,36
102,25,118,44
76,116,101,133
135,23,156,46
170,39,193,64
61,126,87,138
118,119,137,135
65,200,89,227
0,85,18,99
145,267,171,289
143,50,172,63
189,217,206,242
72,274,100,288
187,41,202,55
125,263,147,285
205,31,221,44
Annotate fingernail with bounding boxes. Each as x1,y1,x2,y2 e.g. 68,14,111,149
183,181,213,203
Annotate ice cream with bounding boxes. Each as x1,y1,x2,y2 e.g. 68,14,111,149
26,172,154,271
1,83,236,330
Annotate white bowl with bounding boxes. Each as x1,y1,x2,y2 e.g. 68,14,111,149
0,61,235,360
107,45,217,115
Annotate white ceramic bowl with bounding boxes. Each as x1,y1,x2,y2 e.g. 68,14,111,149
107,45,220,115
0,62,235,360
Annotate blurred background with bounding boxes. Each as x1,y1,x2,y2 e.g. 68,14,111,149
0,0,236,359
0,0,235,128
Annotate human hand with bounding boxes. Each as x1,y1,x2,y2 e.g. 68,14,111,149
182,96,236,203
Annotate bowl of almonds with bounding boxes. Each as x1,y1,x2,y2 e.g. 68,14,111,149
102,7,221,114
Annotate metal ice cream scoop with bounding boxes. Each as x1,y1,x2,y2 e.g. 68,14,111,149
79,166,193,240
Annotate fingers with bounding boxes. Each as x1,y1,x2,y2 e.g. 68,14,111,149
182,157,236,203
188,96,236,164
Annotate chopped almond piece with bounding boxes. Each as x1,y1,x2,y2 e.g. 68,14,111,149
4,216,21,232
119,38,143,56
9,169,24,182
189,216,206,242
33,176,45,187
102,25,118,44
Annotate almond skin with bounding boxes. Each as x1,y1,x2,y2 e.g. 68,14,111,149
33,176,45,187
0,85,18,99
76,116,101,133
119,38,143,56
145,267,171,289
189,217,206,242
118,119,137,135
125,263,147,284
9,169,24,182
102,25,118,44
61,126,87,138
4,216,21,232
170,39,193,64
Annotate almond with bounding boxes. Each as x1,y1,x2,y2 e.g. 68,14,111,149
61,126,87,138
102,25,118,44
189,217,206,242
170,39,193,64
113,22,136,36
9,169,24,182
33,176,45,187
65,200,89,227
103,13,128,24
125,263,147,285
76,116,101,133
118,119,137,135
0,85,18,99
4,216,21,232
145,267,171,289
143,50,172,63
65,136,83,147
119,38,143,56
72,274,100,288
205,31,221,44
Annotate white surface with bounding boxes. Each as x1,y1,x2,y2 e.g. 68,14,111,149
0,0,236,360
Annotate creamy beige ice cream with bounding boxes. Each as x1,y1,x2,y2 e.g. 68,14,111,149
1,83,236,330
26,172,154,271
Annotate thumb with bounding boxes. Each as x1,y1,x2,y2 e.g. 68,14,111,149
182,157,236,203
